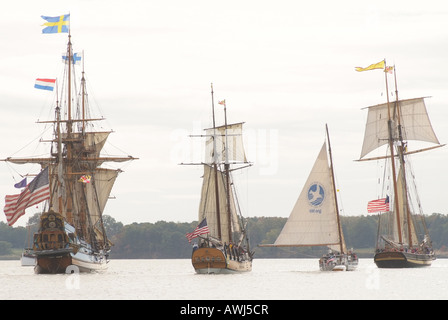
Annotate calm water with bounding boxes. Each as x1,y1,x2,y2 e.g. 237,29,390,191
1,258,447,300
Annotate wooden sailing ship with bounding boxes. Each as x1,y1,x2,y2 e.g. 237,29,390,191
183,85,253,274
261,125,358,271
357,61,441,268
3,32,136,273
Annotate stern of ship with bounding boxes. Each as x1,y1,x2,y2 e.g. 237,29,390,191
192,247,252,274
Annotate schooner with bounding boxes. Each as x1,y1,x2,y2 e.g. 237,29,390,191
357,60,442,268
183,85,253,274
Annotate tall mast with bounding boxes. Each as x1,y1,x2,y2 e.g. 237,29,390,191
65,33,74,224
326,124,344,254
392,66,413,247
81,50,86,133
210,83,222,239
384,59,403,245
223,100,233,243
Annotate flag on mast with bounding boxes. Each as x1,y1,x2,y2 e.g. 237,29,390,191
367,196,390,213
41,14,70,34
355,60,385,72
34,78,56,91
4,167,50,226
186,218,210,242
14,178,27,189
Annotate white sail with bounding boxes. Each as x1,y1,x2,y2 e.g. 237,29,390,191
273,142,341,247
204,122,248,164
360,97,440,159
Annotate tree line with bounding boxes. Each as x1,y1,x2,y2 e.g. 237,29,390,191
1,213,448,258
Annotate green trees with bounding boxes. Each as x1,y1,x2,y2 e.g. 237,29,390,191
110,221,196,259
0,213,447,259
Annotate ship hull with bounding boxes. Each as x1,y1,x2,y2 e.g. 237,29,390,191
192,247,252,274
35,249,73,274
374,251,435,268
21,251,36,267
34,249,108,274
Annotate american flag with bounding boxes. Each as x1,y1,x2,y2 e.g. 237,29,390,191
367,196,390,213
186,218,209,243
4,167,50,226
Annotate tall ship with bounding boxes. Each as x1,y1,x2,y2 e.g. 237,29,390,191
3,18,136,274
357,60,441,268
183,85,253,274
261,125,358,271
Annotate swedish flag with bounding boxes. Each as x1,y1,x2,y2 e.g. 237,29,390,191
41,14,70,34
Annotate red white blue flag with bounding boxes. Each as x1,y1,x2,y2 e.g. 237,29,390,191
186,218,209,242
4,167,50,226
367,196,390,213
34,78,56,91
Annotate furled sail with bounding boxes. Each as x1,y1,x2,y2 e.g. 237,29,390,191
360,97,440,159
273,142,342,247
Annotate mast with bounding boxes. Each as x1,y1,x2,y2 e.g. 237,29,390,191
210,84,222,239
81,50,86,133
384,59,403,245
392,65,413,247
326,124,344,254
223,100,233,243
65,33,74,225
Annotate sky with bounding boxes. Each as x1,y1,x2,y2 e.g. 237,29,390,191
1,0,448,227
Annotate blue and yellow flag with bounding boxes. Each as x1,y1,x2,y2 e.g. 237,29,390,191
41,14,70,34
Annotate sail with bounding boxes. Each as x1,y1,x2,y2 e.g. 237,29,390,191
198,165,240,244
273,142,341,247
392,167,419,246
204,122,247,164
64,131,110,159
360,97,440,159
49,163,118,234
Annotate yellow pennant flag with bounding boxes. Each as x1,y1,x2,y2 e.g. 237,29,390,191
355,60,385,72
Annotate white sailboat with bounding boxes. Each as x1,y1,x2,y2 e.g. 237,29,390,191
261,125,358,271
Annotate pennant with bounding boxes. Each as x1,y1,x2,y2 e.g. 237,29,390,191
355,60,385,72
14,178,27,189
62,52,81,65
4,167,50,226
35,78,56,91
367,196,390,213
41,14,70,34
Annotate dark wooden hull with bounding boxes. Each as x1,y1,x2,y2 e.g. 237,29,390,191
374,251,435,268
35,249,73,274
34,248,108,274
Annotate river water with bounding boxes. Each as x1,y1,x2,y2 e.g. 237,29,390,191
1,258,447,300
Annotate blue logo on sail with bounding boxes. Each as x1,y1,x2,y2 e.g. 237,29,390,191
307,183,325,207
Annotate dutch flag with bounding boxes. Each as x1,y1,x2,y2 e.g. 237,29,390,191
34,78,56,91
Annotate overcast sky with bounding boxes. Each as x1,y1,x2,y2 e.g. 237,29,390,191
1,0,448,227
